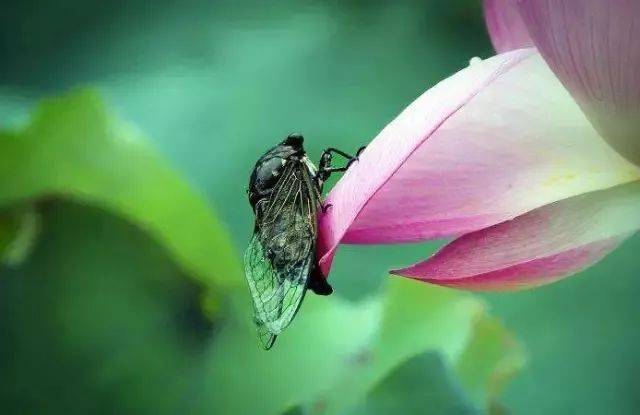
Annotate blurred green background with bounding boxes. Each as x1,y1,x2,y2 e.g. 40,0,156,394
0,0,638,414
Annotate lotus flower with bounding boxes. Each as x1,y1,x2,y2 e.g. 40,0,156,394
317,0,640,290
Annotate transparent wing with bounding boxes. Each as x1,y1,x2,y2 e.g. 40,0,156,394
243,161,320,349
256,324,277,350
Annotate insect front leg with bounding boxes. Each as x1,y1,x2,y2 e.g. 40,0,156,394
319,166,349,176
315,150,347,202
315,150,333,189
317,145,366,183
323,147,355,160
316,145,367,212
322,146,366,169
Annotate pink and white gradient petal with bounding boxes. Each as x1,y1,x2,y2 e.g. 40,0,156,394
317,50,640,275
393,181,640,291
517,0,640,165
484,0,534,53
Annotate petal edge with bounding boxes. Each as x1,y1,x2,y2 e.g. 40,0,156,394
392,181,640,291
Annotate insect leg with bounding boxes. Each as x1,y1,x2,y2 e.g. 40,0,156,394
321,146,367,171
323,147,355,160
316,150,333,188
320,166,349,174
345,145,367,169
316,166,348,192
316,145,367,210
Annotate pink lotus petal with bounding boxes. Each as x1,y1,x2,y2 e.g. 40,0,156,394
317,50,640,276
484,0,534,53
393,181,640,291
517,0,640,165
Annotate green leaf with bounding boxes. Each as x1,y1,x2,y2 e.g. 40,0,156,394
0,205,39,266
0,202,216,415
346,308,525,415
201,277,524,415
455,314,525,410
0,90,241,291
201,287,381,415
350,352,477,415
0,210,20,257
0,203,523,415
0,211,20,259
300,279,525,414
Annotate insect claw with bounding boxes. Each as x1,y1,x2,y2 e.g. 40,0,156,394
346,146,366,169
322,203,333,213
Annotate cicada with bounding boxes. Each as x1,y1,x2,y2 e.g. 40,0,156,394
244,133,363,349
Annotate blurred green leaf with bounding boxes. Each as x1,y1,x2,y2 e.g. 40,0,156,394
204,278,524,415
198,283,381,414
456,314,525,410
348,314,524,415
301,279,524,415
2,201,379,415
0,205,39,266
0,90,240,291
0,211,20,253
350,352,477,415
0,202,523,415
0,211,20,257
0,202,217,415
